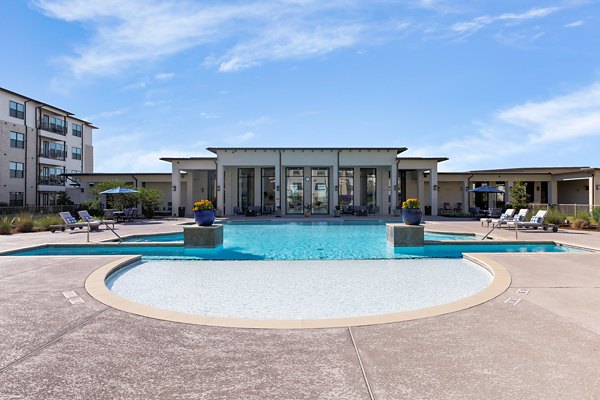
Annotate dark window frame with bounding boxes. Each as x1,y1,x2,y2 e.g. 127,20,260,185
9,101,24,119
72,146,82,160
9,161,24,178
10,131,25,149
72,123,82,137
9,192,24,206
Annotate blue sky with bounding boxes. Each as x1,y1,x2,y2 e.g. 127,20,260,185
1,0,599,172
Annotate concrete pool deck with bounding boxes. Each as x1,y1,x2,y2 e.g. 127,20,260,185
1,217,600,399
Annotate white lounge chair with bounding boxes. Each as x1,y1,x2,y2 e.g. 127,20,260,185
507,210,558,232
49,212,101,233
78,210,115,229
481,208,515,227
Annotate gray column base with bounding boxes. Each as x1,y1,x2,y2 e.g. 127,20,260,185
386,224,424,247
183,225,223,248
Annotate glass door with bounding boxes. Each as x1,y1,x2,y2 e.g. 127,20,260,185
311,168,329,214
360,168,377,210
286,168,304,214
237,168,255,211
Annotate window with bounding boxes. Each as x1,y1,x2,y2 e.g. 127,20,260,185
9,101,24,119
42,114,66,134
72,123,82,137
9,161,24,178
41,141,65,160
40,167,64,185
311,168,329,214
338,168,354,209
261,168,275,211
9,192,24,206
10,131,25,149
72,146,82,160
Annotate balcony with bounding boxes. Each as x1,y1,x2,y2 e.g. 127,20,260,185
38,122,67,135
39,150,66,161
38,176,65,186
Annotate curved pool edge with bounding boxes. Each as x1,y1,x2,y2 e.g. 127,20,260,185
85,255,512,330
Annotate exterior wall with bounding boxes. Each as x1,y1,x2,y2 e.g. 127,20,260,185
0,88,96,206
557,180,591,204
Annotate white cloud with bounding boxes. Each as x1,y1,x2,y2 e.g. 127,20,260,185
239,116,271,127
200,112,219,120
452,7,559,35
564,20,584,28
154,72,175,80
33,0,412,77
408,82,600,171
227,131,255,144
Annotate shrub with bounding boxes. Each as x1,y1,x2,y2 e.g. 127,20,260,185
0,217,12,234
572,218,591,229
34,214,63,231
81,199,103,217
138,188,163,218
14,213,34,233
591,206,600,225
545,208,567,225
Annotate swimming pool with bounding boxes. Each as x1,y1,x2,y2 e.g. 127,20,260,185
106,258,493,320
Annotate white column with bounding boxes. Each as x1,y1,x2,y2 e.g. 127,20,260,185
589,177,594,207
390,164,398,213
533,181,542,204
171,167,181,217
254,167,261,207
275,163,281,210
186,172,194,216
216,163,224,214
354,167,361,206
549,180,558,204
417,171,425,212
332,159,339,215
506,180,514,204
429,165,438,216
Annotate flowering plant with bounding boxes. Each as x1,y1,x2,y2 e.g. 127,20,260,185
193,200,214,211
402,198,420,209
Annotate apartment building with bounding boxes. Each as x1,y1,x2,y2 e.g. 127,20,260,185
0,87,96,206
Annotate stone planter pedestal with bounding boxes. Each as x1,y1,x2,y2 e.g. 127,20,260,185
386,224,424,247
183,225,223,248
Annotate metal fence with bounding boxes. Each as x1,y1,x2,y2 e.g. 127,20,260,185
529,203,597,216
0,205,80,216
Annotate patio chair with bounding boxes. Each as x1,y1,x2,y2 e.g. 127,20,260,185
78,210,115,229
508,210,558,232
439,203,452,214
50,211,100,233
454,203,463,213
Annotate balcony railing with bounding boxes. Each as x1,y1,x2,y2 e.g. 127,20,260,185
38,176,65,186
39,151,66,161
38,122,67,135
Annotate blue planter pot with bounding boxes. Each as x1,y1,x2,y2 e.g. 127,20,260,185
194,210,216,226
402,208,422,225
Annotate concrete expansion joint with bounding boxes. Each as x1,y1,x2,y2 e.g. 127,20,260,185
0,307,108,374
348,327,374,400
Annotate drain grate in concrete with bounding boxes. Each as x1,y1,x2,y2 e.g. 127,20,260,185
62,291,78,299
516,288,530,295
504,296,521,305
69,298,85,305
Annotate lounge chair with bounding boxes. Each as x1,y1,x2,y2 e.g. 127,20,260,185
439,203,452,214
78,210,115,229
508,210,558,232
49,211,101,233
481,208,515,227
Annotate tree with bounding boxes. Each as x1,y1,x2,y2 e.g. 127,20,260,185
509,180,528,210
137,188,163,218
56,191,74,205
91,180,137,210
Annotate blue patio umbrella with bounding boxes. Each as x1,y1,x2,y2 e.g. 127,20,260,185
468,186,504,210
99,186,139,210
99,186,139,194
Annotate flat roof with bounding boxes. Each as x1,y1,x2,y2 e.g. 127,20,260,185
401,157,449,162
206,147,408,154
1,86,97,128
160,157,216,162
66,172,181,176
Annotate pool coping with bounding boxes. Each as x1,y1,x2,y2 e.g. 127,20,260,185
84,254,512,329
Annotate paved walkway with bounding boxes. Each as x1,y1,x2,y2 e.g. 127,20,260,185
1,218,599,399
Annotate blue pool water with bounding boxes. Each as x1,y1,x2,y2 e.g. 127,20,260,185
12,242,575,260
